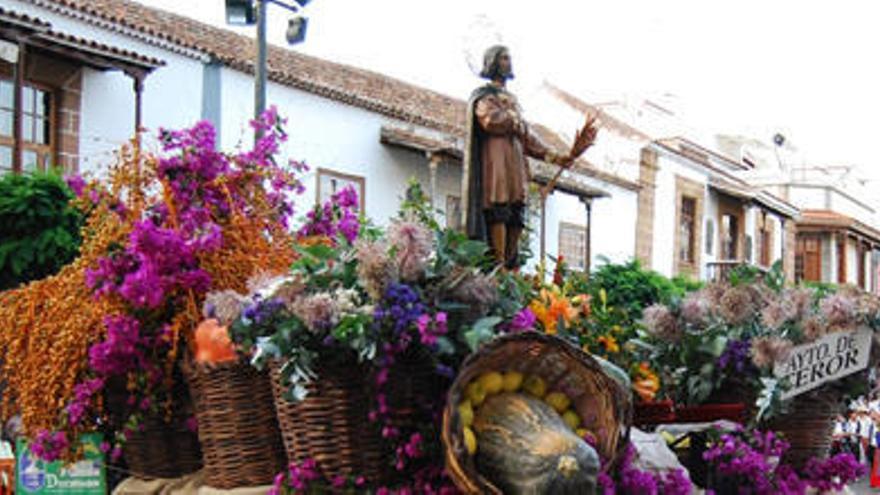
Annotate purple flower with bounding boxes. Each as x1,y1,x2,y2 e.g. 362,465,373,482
510,307,537,332
298,185,361,244
718,338,754,374
416,312,448,347
803,453,866,492
65,174,86,197
335,186,359,208
31,430,69,462
374,283,426,337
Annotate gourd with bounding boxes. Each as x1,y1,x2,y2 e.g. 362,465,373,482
473,392,599,495
194,318,237,364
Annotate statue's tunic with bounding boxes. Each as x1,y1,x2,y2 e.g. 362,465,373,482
469,85,548,237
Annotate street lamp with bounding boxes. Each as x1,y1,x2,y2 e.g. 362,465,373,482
225,0,312,138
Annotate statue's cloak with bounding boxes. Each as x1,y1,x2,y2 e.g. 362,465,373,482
462,84,500,242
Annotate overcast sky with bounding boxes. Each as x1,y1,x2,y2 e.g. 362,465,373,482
138,0,880,179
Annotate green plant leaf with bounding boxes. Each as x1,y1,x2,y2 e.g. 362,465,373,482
462,316,502,352
699,335,729,358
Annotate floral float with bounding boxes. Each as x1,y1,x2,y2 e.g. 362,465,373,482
0,108,304,463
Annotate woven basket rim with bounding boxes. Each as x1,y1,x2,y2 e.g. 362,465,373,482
441,331,632,494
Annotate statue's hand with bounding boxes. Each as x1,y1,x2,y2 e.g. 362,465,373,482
557,154,575,168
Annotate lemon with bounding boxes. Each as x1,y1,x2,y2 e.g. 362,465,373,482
478,371,504,395
522,375,547,398
502,371,524,392
463,426,477,455
562,410,581,430
544,392,571,413
465,381,487,407
458,400,474,427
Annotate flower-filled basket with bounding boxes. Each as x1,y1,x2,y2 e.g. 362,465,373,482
442,332,631,494
269,358,387,483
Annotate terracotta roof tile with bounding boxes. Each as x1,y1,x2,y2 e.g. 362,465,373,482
1,5,163,69
799,210,880,243
28,0,466,133
40,29,165,68
0,5,51,29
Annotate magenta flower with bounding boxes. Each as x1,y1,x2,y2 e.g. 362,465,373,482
510,307,537,332
65,174,86,197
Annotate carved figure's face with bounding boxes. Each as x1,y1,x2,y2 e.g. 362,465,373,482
496,50,512,79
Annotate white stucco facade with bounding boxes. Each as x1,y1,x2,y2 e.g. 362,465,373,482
647,143,791,281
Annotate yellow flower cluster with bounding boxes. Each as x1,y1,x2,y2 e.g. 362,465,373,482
528,288,582,334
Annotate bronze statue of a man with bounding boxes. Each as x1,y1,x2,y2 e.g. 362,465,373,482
463,45,577,268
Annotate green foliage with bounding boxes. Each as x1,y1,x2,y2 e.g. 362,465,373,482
0,172,83,290
584,257,696,324
398,178,442,231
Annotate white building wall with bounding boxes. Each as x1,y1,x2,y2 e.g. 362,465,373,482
524,181,638,273
744,206,757,263
651,150,710,279
219,68,457,228
702,190,720,279
769,215,784,264
829,191,875,223
651,158,676,278
823,235,836,283
789,186,829,210
846,242,859,286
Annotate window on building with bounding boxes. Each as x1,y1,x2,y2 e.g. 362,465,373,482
796,235,822,283
558,222,587,271
446,195,462,231
316,168,365,211
679,196,696,264
0,79,53,174
720,214,739,260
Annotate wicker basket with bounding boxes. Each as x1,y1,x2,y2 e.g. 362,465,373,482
105,374,203,480
186,360,287,489
270,359,387,484
441,332,631,495
122,415,203,480
767,393,839,468
386,347,450,434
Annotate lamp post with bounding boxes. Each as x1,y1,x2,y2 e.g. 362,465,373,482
226,0,311,139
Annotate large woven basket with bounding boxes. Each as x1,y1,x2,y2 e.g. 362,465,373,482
105,375,203,480
442,332,631,495
766,393,839,468
386,346,450,434
186,360,287,489
270,359,387,484
122,415,203,480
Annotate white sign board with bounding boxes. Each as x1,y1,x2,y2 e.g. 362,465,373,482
773,327,872,400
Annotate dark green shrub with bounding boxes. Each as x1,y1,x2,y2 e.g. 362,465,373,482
0,172,83,290
584,257,699,321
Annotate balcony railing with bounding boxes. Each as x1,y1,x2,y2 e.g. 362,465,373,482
706,260,769,283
